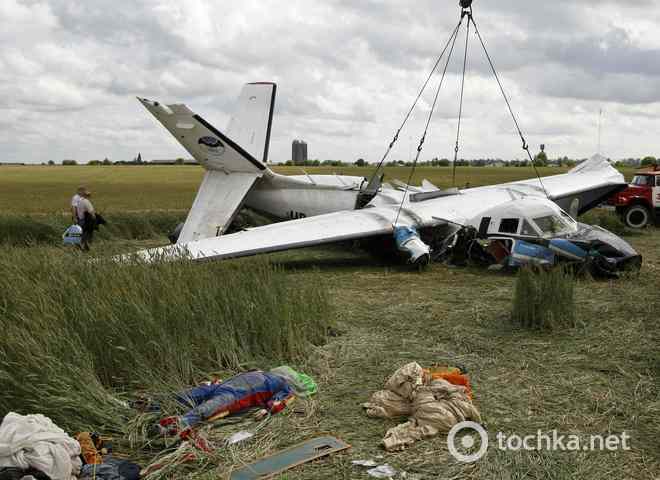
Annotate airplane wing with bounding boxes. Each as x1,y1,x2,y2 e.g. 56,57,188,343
482,154,625,215
136,207,405,263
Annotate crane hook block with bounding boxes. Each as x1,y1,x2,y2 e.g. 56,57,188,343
460,0,473,8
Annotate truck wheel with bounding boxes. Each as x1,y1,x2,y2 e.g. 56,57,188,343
623,205,651,229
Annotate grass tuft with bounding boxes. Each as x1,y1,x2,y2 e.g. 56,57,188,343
511,266,576,330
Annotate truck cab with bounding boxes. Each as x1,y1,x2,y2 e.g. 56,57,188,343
608,167,660,228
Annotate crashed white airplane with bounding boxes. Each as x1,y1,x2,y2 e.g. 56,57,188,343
135,83,641,276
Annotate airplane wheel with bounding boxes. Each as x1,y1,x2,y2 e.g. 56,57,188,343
623,205,651,229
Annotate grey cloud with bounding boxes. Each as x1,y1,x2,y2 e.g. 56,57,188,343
1,0,660,165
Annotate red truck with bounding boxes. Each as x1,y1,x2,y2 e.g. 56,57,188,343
608,166,660,228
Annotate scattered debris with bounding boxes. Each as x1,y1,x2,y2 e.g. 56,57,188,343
366,464,397,478
352,459,378,467
226,430,254,446
230,436,350,480
62,224,83,246
363,363,481,451
75,431,140,480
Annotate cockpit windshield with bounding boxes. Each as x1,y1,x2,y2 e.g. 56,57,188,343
533,214,574,236
631,175,653,187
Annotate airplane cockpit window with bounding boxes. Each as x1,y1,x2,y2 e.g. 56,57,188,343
534,215,571,235
499,218,520,234
520,220,538,236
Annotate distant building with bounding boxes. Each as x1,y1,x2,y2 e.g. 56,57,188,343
292,140,308,165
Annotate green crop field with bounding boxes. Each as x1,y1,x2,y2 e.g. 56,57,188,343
0,165,639,214
0,165,657,479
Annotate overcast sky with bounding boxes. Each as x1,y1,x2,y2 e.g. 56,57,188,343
2,0,660,164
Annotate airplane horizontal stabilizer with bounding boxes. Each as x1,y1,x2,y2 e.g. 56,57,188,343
138,89,274,173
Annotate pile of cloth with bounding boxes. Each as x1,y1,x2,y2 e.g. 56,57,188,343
362,363,481,451
0,413,81,480
0,413,141,480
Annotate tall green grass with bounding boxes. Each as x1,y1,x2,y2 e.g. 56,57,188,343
511,266,576,330
0,212,185,245
0,247,332,432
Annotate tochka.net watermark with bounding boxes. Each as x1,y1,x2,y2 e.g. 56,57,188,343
447,421,632,463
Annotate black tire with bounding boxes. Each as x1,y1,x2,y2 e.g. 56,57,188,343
623,205,651,229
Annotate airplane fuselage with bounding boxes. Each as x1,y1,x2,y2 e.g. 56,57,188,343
244,172,366,221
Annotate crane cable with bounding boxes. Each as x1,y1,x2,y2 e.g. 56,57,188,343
452,10,471,187
394,16,464,227
469,14,549,198
363,19,464,195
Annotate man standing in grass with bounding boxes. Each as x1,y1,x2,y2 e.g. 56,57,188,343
70,186,85,224
76,188,96,251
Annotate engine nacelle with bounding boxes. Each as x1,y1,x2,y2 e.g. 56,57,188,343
394,226,431,266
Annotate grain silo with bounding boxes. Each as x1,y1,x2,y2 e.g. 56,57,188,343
292,140,308,165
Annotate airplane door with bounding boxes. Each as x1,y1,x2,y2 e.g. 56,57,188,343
654,176,660,208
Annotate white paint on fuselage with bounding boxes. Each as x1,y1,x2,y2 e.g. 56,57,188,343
244,172,367,220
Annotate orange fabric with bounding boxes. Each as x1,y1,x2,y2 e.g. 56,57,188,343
75,432,102,465
424,368,473,399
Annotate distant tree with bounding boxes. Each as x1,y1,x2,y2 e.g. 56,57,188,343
102,158,112,166
88,160,102,166
354,158,366,167
534,151,548,167
285,160,293,166
62,160,78,166
174,158,185,165
641,156,657,167
47,160,55,166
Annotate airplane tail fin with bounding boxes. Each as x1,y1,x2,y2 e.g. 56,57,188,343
139,83,278,243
